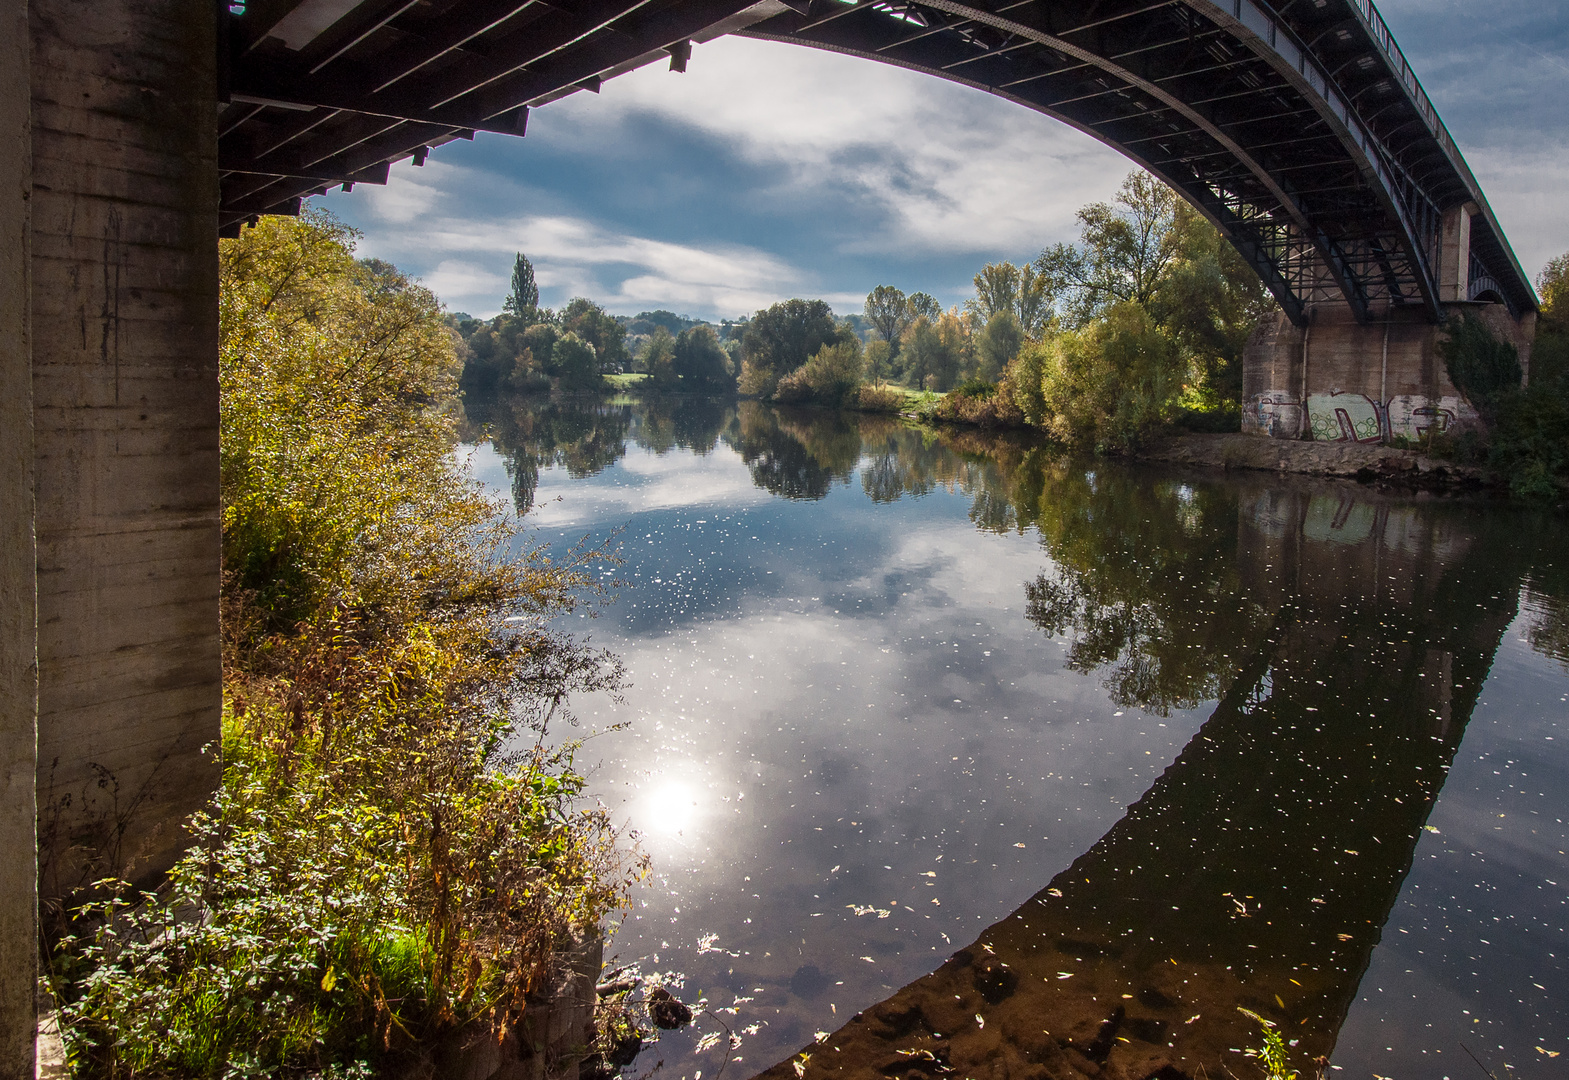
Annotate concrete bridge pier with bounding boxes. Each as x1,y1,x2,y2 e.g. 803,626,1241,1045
3,0,223,1070
1243,209,1537,445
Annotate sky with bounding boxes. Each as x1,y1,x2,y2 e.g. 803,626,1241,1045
315,0,1569,322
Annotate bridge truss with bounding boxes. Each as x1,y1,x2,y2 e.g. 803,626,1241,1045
221,0,1537,323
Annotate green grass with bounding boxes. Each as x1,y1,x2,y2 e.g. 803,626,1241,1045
603,372,649,389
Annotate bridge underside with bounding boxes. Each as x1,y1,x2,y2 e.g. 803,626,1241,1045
218,0,1536,324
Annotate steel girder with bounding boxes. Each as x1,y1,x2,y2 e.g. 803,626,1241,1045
219,0,1535,322
737,0,1534,323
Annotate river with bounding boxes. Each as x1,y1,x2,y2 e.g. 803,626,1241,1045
460,392,1569,1080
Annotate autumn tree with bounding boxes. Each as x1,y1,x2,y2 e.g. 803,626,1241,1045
864,285,912,352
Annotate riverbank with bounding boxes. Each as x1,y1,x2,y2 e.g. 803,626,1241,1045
1130,431,1494,491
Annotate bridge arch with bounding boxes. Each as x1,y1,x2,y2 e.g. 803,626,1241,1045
219,0,1537,325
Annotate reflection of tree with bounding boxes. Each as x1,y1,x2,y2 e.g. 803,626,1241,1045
464,389,631,514
1018,467,1269,713
754,480,1529,1080
630,396,732,457
725,402,861,501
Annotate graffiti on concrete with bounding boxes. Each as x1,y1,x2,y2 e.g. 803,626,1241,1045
1387,394,1476,441
1249,393,1305,439
1247,392,1481,443
1308,392,1383,443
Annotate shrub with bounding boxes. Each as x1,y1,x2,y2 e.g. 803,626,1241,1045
773,340,865,407
1439,312,1522,425
50,211,641,1079
852,384,908,413
1015,302,1183,449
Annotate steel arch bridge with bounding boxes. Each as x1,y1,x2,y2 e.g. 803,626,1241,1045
221,0,1537,324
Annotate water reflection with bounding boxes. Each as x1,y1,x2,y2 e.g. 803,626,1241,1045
754,480,1535,1080
458,391,1569,1077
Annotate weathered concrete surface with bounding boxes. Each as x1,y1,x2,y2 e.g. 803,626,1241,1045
1,0,38,1073
1242,303,1536,444
29,0,222,899
1137,433,1489,488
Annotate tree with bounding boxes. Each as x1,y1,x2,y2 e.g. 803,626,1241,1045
976,311,1025,381
1034,171,1183,325
907,292,941,321
1540,254,1568,335
774,339,865,406
739,298,840,399
504,252,539,317
552,332,600,389
966,263,1019,321
641,326,678,387
864,285,911,351
561,297,628,372
901,316,960,391
672,325,735,390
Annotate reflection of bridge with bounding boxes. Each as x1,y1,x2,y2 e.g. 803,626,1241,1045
0,0,1543,1067
749,481,1520,1080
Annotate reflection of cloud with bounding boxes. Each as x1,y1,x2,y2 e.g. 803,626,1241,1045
522,447,774,526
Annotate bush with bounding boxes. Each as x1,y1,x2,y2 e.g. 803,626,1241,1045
852,384,908,413
773,339,865,406
49,211,640,1079
1439,312,1521,425
1014,302,1183,450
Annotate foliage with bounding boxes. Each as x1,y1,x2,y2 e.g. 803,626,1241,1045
672,325,736,391
900,316,962,391
863,339,893,383
965,262,1051,336
774,339,865,407
1012,302,1183,450
1238,1009,1299,1080
906,291,942,322
553,332,602,390
51,211,640,1079
641,326,679,388
1539,253,1568,335
864,285,911,352
917,376,1026,429
562,298,629,373
1439,312,1522,425
1033,171,1272,417
1035,173,1182,323
504,253,540,320
739,299,843,399
975,311,1025,381
851,383,909,414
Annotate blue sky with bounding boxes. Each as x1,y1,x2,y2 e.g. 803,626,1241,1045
316,0,1569,322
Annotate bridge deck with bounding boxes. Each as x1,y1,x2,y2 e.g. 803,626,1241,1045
220,0,1536,323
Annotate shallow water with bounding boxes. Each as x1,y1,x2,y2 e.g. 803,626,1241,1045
461,393,1569,1080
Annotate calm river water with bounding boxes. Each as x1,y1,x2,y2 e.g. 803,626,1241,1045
461,393,1569,1080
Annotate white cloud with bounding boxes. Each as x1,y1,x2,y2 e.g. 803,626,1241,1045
353,169,820,316
540,37,1130,257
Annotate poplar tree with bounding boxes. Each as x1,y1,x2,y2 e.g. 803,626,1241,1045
504,252,540,317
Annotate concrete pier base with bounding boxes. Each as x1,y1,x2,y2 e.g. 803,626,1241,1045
29,0,223,903
2,1,38,1074
1242,303,1536,444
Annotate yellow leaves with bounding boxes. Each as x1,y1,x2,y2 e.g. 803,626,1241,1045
321,965,337,992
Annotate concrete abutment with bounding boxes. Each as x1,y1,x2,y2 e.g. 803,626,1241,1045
4,0,223,1069
1242,302,1536,445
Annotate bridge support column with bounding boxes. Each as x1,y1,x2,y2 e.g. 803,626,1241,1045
1438,203,1477,303
29,0,222,903
1,0,37,1073
1242,303,1535,444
